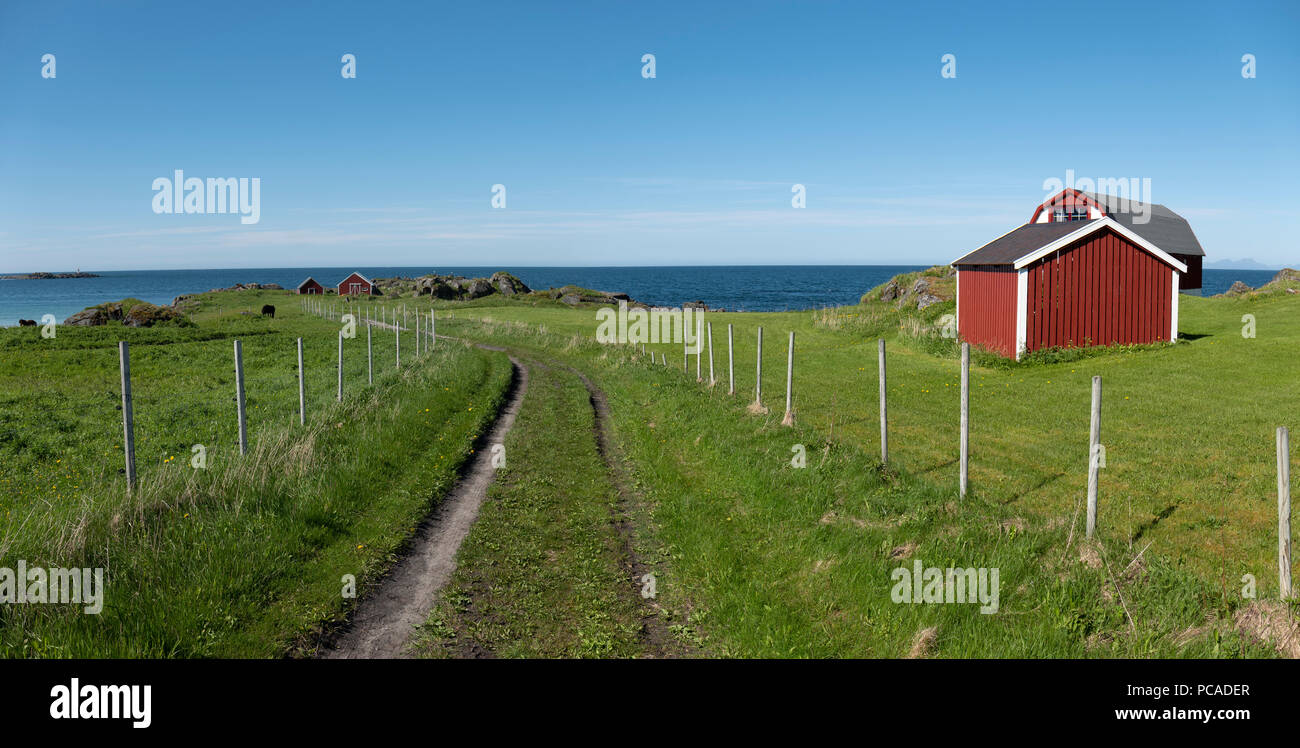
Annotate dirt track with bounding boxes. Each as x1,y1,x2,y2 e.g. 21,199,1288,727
320,356,528,659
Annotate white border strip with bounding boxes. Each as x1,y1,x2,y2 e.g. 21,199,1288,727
1170,270,1180,342
1015,268,1028,360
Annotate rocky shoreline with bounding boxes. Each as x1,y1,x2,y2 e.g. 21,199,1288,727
1,271,100,280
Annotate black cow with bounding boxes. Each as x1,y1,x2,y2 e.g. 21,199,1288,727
18,319,36,327
261,305,276,319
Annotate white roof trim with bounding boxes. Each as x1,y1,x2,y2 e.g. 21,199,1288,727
337,272,375,286
1011,217,1187,274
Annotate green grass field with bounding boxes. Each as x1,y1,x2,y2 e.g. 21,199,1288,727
412,286,1297,657
1,281,1295,658
0,291,512,656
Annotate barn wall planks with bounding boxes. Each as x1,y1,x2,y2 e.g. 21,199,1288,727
1025,227,1172,352
957,266,1018,357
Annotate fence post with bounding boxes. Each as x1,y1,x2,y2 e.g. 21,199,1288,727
878,338,888,464
367,322,373,385
727,323,734,395
707,322,715,387
781,331,795,426
118,341,137,492
960,342,969,498
755,326,763,407
430,309,436,348
1086,376,1102,538
395,323,401,369
415,313,421,357
337,331,344,401
1279,426,1293,599
297,337,306,426
234,339,248,456
696,314,703,382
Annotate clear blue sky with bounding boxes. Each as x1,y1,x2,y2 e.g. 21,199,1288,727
1,0,1297,271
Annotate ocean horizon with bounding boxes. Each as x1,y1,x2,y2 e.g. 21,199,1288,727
0,265,1283,326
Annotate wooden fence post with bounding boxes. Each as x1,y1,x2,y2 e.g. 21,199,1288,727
1279,426,1293,599
960,342,969,498
755,326,763,407
430,310,436,348
781,331,795,426
696,314,703,382
337,331,344,401
297,337,305,426
234,339,248,456
707,322,715,387
395,323,401,369
415,314,420,356
367,322,373,385
118,341,137,492
1086,376,1102,538
727,323,734,395
878,338,888,464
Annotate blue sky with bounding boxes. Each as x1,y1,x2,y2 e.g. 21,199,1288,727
1,0,1297,271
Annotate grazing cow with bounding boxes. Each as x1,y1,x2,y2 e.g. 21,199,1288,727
18,319,36,326
261,304,276,318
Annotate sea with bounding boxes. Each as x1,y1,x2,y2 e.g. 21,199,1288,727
0,266,1284,327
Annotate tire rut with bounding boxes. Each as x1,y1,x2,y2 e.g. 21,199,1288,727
318,356,529,659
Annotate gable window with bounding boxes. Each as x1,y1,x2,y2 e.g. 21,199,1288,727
1052,205,1090,222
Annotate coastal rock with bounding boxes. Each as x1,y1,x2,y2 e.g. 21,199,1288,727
1225,280,1254,296
464,278,494,299
0,271,101,280
124,302,182,327
63,299,186,327
64,306,118,326
1270,268,1300,285
879,280,900,302
916,293,943,310
490,271,530,296
560,293,582,306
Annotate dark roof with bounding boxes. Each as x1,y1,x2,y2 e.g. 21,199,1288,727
1079,192,1205,257
952,221,1096,266
297,277,320,288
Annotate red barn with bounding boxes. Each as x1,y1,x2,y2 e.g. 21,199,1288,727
297,276,324,295
336,271,375,296
953,191,1202,359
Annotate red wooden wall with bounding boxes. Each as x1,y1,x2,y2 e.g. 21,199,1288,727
1026,228,1172,353
957,266,1017,358
337,273,372,295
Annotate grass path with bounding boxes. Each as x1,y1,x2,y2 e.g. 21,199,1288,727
322,357,529,658
411,349,689,658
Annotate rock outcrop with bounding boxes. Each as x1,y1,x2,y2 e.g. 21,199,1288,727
63,299,185,327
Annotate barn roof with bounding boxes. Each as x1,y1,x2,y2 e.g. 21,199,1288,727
297,276,320,289
337,271,374,286
952,217,1187,273
1078,191,1205,257
952,222,1094,266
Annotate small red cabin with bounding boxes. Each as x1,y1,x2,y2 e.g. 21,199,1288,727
336,272,375,296
952,191,1202,359
297,277,324,295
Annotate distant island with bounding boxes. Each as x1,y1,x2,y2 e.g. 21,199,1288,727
1204,258,1278,270
0,271,100,279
